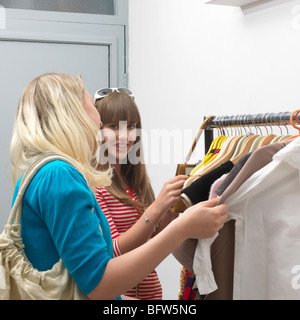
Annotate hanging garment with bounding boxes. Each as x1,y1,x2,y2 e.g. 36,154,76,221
218,141,290,203
173,161,233,273
173,141,290,276
205,140,291,300
215,153,252,196
209,174,228,200
181,160,234,207
194,137,300,299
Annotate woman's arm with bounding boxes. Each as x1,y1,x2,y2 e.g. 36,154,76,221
115,175,188,254
87,198,228,300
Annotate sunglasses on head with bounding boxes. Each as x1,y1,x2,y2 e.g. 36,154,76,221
94,88,134,102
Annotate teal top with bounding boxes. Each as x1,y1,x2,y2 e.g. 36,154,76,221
12,160,121,299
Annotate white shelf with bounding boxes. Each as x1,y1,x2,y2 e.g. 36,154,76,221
205,0,273,8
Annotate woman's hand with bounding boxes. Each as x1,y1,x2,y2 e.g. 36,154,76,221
150,175,189,215
88,197,229,300
178,198,229,240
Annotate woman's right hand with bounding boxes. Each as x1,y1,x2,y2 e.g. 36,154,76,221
151,175,189,215
88,197,228,300
178,198,229,240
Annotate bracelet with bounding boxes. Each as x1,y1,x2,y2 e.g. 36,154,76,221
144,212,159,232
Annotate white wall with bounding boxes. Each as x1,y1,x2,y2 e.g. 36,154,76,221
128,0,300,299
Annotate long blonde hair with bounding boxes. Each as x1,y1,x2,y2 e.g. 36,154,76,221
10,73,112,189
95,91,155,212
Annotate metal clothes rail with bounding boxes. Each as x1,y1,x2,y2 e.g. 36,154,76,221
203,111,298,154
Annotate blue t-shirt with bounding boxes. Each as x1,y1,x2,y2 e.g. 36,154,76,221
12,160,120,299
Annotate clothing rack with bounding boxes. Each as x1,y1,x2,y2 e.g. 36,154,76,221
203,111,298,154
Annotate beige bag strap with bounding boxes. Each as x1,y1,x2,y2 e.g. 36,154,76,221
8,154,79,226
184,115,215,163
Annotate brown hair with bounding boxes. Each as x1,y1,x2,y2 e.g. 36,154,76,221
95,91,155,212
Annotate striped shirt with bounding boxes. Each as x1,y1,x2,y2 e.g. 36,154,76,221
95,187,163,300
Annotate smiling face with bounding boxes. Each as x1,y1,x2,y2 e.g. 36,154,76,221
102,121,137,163
95,91,141,165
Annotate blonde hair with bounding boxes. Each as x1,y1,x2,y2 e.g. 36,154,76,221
96,91,155,212
10,73,112,189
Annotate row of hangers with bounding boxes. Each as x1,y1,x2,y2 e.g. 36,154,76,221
184,109,300,188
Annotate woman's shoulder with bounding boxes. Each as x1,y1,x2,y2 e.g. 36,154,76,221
37,159,79,173
12,159,94,213
22,159,89,198
94,186,112,198
94,187,124,204
35,159,84,180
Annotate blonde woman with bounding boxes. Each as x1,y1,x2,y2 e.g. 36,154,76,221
10,73,228,300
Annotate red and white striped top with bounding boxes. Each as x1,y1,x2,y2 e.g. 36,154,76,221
95,186,163,300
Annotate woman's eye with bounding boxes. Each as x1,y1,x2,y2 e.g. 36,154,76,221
128,124,136,129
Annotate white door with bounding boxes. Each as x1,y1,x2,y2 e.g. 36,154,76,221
0,1,128,228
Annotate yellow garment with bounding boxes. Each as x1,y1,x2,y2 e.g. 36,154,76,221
189,136,227,176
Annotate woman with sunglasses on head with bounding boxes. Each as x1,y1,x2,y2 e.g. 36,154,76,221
94,88,208,299
10,74,228,300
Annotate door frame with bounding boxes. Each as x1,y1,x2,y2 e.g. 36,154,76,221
0,0,128,87
0,0,128,223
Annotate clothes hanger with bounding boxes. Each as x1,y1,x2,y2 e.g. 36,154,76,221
277,113,291,141
189,115,229,176
182,114,216,166
281,109,300,141
193,114,256,176
278,134,291,141
255,113,277,148
230,114,256,161
188,136,229,182
189,135,225,176
231,136,246,157
183,115,217,187
248,114,267,152
194,127,243,177
230,114,249,158
231,134,259,165
270,117,283,143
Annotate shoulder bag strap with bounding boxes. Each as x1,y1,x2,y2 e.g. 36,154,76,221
8,154,79,226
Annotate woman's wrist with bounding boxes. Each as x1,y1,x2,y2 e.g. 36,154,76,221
143,211,159,232
142,204,161,232
147,200,164,217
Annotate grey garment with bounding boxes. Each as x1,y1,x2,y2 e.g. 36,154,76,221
172,141,292,296
215,153,252,196
218,141,290,205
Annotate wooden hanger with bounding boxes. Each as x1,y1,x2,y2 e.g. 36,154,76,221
189,135,225,176
256,133,277,148
231,134,259,165
185,136,229,187
195,135,243,176
270,135,283,144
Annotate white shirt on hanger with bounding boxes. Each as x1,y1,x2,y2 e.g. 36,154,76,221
193,137,300,299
